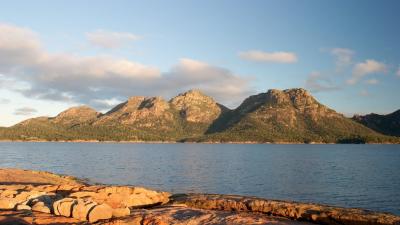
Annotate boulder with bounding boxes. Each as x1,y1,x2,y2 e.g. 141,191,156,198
0,189,18,198
53,198,77,217
103,193,126,208
14,191,47,203
72,199,97,221
70,191,97,198
0,198,19,209
88,203,113,222
31,201,51,213
15,204,31,211
112,207,131,217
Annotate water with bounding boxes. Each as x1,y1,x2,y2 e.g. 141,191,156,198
0,142,399,215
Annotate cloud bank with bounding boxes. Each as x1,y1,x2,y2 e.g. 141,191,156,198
239,50,297,63
0,23,253,109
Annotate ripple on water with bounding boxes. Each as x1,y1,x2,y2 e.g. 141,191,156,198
0,142,399,215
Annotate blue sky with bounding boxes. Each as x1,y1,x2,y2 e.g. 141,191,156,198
0,0,399,126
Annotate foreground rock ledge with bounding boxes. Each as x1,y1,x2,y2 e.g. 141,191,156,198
0,169,399,225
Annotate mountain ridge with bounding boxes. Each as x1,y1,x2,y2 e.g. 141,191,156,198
353,110,400,137
1,88,398,143
200,88,393,143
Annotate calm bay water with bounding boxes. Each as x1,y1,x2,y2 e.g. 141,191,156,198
0,142,399,215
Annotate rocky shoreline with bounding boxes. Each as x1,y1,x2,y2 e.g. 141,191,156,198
0,169,399,225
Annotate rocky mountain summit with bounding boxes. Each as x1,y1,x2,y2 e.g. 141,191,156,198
52,106,101,126
353,110,400,137
1,88,398,143
204,88,392,143
15,106,100,128
95,96,175,128
169,89,227,123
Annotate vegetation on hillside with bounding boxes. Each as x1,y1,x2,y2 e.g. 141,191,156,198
1,89,399,143
353,110,400,137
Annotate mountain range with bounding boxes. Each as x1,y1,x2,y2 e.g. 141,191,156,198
0,88,398,143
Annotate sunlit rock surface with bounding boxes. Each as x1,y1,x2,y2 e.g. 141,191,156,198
0,169,399,225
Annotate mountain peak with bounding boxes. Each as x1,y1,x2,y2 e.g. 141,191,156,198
96,96,171,126
170,89,226,123
139,97,170,111
53,106,100,126
171,89,214,103
58,105,97,114
4,88,397,143
178,89,206,97
127,96,146,103
284,88,309,94
236,88,335,117
110,96,169,113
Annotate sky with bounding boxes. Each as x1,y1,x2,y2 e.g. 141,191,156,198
0,0,400,127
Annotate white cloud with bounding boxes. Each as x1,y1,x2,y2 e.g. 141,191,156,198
305,71,339,93
0,23,42,69
239,50,297,63
86,29,141,49
163,58,253,106
330,48,354,70
365,79,379,85
397,66,400,77
14,107,37,116
0,23,253,109
0,98,10,104
353,60,387,76
347,59,387,85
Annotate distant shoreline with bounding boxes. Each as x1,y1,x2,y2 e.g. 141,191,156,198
0,139,397,144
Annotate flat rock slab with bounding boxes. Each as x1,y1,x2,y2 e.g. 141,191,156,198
0,205,314,225
0,168,85,186
104,205,314,225
172,194,400,225
0,210,85,225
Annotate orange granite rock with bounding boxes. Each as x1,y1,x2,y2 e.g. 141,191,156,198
1,169,399,225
